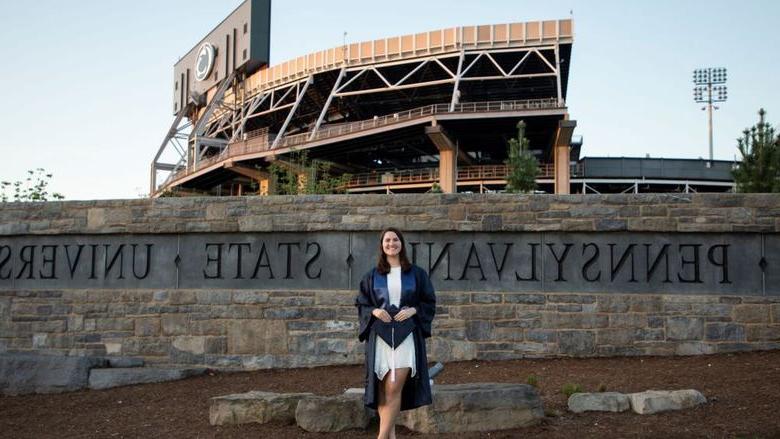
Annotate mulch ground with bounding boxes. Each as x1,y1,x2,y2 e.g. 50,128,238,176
2,350,780,438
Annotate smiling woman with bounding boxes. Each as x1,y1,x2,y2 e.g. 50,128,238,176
355,227,436,439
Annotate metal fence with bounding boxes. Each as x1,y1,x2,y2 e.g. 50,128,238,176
165,98,562,186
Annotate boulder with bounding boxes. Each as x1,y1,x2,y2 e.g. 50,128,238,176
209,391,314,426
628,390,706,415
398,383,544,433
295,394,371,432
88,367,205,390
0,353,106,395
568,392,630,413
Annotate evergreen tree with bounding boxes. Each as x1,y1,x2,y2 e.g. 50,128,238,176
732,109,780,193
505,121,538,193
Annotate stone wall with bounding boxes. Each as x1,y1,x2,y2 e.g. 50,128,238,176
1,194,779,368
1,193,778,235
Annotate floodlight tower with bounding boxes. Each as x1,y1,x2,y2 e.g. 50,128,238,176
693,67,728,166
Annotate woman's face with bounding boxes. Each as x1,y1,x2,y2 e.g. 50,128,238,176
382,231,402,257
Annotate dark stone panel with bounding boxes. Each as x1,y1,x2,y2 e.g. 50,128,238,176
177,232,351,290
765,234,780,295
0,231,769,295
541,233,762,295
0,235,177,290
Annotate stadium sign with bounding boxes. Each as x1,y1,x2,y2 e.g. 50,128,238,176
194,43,216,82
0,232,775,295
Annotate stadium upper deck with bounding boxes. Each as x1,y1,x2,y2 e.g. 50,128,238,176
151,5,578,196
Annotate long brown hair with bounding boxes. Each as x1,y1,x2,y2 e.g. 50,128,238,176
376,227,412,274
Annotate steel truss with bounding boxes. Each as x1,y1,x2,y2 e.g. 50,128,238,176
150,110,193,194
331,46,560,96
206,78,312,143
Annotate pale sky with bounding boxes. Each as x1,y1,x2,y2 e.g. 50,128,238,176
0,0,778,200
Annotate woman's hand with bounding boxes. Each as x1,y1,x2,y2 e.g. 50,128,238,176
372,308,392,323
394,307,417,322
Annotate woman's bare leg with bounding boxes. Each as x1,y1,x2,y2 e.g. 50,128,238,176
377,368,410,439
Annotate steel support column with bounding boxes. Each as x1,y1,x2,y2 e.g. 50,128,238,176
272,76,313,149
450,50,465,112
554,43,563,106
310,68,346,140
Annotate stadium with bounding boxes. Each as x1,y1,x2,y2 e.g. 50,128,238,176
150,0,735,197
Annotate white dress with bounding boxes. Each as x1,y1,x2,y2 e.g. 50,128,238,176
374,266,417,381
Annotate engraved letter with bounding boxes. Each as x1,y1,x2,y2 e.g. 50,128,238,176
203,243,224,279
678,244,702,283
459,242,486,281
278,242,301,279
228,243,251,279
104,244,125,279
516,243,539,282
305,242,322,279
645,243,671,283
64,245,84,279
0,245,11,279
487,242,513,280
39,245,57,279
707,244,731,284
427,242,453,280
546,243,573,282
609,243,637,282
15,245,35,280
581,243,601,282
251,242,275,279
131,244,153,280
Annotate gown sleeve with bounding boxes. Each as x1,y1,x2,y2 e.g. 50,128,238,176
414,266,436,338
355,270,376,342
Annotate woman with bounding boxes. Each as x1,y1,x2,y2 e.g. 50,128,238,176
356,227,436,439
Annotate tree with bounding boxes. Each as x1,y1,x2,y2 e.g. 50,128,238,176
1,168,65,202
732,109,780,193
505,121,538,193
267,149,351,195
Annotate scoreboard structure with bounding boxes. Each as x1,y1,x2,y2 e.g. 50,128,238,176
172,0,271,115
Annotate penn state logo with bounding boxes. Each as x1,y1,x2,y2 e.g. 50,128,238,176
194,43,216,82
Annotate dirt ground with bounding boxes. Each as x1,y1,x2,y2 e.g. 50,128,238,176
2,350,780,438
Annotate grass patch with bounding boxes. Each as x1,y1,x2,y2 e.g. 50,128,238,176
562,383,583,398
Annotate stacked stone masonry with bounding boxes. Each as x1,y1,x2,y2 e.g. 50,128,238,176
1,194,779,367
0,193,779,235
2,289,780,367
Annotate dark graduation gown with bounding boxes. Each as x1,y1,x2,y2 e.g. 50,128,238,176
355,264,436,411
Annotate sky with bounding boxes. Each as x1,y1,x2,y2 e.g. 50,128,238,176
0,0,778,200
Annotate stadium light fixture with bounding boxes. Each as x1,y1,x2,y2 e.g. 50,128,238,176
692,67,728,166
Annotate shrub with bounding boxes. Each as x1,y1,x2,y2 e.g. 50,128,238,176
562,383,583,398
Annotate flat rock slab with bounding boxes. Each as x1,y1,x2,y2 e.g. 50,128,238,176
210,391,314,426
106,357,144,368
1,353,107,395
88,367,206,390
568,392,630,413
629,390,706,414
343,387,364,395
398,383,544,433
296,394,371,432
